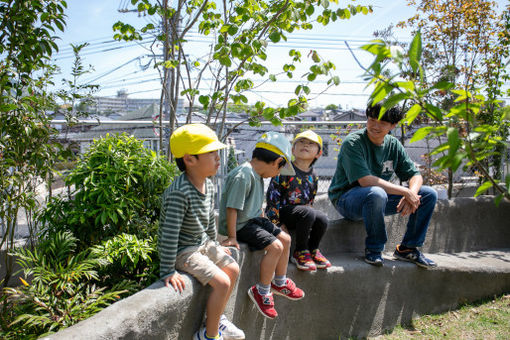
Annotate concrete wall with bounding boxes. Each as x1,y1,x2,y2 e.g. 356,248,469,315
43,196,510,340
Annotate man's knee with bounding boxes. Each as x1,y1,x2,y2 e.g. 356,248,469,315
420,185,438,204
366,186,388,206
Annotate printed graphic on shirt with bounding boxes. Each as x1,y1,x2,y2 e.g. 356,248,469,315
265,164,318,224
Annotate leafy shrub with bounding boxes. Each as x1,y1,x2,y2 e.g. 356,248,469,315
91,232,159,290
39,133,177,247
0,232,131,339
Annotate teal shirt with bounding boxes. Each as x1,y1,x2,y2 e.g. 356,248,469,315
328,128,420,204
218,162,264,235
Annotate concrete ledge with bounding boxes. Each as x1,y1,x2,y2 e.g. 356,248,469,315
44,196,510,340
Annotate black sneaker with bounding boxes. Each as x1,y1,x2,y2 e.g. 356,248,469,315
364,249,383,267
393,246,437,269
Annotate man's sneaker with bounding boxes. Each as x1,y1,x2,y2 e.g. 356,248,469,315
364,249,383,267
219,314,245,340
247,285,278,319
311,249,331,269
193,326,223,340
270,278,305,300
291,250,317,271
393,245,437,269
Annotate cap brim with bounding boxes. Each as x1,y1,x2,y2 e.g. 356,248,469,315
279,160,295,176
196,140,227,154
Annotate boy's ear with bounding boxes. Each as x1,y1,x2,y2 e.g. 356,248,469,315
182,154,197,166
316,149,323,158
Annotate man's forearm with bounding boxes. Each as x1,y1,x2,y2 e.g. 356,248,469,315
358,175,409,196
408,175,423,194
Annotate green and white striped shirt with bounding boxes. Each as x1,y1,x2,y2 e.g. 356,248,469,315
158,174,217,279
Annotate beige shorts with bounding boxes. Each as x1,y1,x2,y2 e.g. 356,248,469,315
175,240,235,285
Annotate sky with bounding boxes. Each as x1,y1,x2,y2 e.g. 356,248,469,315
53,0,509,110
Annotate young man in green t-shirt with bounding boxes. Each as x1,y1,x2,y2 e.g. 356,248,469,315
328,103,438,268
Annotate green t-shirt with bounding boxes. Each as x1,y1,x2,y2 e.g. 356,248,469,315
328,128,420,204
218,162,264,235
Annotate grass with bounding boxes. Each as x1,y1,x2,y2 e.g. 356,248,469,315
370,294,510,340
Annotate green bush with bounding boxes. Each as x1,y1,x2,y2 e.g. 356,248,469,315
39,133,177,247
91,232,159,290
0,232,131,339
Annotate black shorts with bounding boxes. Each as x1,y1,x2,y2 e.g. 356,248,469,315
237,217,282,251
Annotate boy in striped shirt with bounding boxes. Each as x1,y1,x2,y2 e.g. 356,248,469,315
158,124,244,340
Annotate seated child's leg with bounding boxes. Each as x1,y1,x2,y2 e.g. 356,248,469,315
221,261,239,299
236,217,283,286
308,209,328,251
206,270,231,337
260,239,283,285
274,230,291,277
175,240,237,338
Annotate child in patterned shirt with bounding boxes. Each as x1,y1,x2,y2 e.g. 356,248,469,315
265,130,331,271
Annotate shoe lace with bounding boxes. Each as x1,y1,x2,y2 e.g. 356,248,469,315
312,249,326,261
297,251,313,263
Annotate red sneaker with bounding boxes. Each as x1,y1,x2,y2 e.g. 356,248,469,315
270,278,305,301
247,285,278,319
311,249,331,269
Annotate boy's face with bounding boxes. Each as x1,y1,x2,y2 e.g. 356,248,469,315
293,138,321,162
187,150,220,177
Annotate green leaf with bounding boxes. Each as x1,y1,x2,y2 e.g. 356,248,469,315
474,181,493,197
382,92,410,111
408,31,422,73
269,31,280,43
410,126,433,143
495,194,504,207
404,104,422,125
424,103,443,121
370,82,390,105
394,81,415,91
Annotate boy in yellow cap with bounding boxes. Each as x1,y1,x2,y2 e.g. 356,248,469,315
265,130,331,272
218,131,304,320
159,123,244,340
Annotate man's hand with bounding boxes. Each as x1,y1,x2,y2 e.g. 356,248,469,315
221,237,240,249
164,272,186,292
397,189,421,216
403,188,421,208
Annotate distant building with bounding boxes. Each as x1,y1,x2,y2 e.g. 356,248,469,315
88,90,185,116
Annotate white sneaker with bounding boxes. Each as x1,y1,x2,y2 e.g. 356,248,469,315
219,314,245,340
193,326,223,340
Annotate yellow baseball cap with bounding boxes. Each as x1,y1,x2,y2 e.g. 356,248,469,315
255,131,295,176
170,123,226,158
293,130,322,150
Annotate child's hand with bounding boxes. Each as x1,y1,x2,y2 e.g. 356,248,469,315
164,272,186,292
221,237,240,249
221,246,232,255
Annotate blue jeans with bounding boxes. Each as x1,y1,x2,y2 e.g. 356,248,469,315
334,185,437,252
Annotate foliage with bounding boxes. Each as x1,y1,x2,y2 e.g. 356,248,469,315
91,233,159,290
396,0,508,197
0,0,68,286
56,42,99,123
227,146,239,173
112,0,373,158
0,232,130,339
361,26,510,204
39,134,177,248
